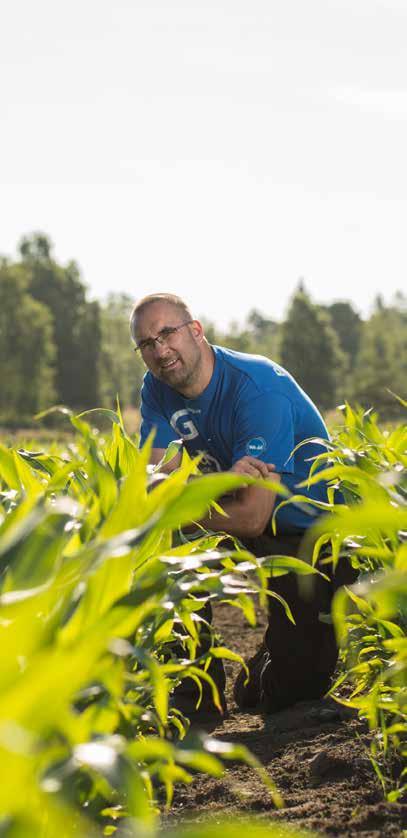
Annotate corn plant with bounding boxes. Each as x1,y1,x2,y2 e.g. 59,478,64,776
0,406,327,836
293,403,407,801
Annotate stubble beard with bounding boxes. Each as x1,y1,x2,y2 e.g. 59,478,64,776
161,348,203,396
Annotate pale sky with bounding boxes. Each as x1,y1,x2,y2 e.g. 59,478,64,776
1,0,407,328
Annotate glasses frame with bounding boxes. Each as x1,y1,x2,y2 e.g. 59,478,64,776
133,320,194,354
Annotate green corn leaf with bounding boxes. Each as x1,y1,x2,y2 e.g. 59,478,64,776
263,554,330,580
76,408,122,425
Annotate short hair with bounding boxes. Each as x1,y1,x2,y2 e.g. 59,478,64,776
129,293,193,341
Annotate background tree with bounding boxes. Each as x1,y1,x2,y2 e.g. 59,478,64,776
75,299,102,407
246,308,280,358
199,317,219,346
205,310,280,359
322,301,362,369
19,233,102,409
222,320,253,353
351,297,407,416
99,293,145,409
0,261,55,420
279,284,346,411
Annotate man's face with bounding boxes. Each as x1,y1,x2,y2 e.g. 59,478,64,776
134,302,203,391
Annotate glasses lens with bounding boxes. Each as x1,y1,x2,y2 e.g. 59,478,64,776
158,327,177,342
135,323,189,353
136,339,154,352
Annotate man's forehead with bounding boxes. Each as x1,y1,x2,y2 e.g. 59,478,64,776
135,302,180,335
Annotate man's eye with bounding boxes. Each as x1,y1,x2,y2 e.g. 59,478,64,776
140,339,154,350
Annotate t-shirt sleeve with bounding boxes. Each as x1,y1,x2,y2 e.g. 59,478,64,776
232,391,295,474
139,375,179,450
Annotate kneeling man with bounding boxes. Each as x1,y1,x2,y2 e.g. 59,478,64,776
130,293,353,714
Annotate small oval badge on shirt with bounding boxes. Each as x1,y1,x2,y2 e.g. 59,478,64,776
246,437,267,457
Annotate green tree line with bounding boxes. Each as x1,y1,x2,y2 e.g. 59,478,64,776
205,281,407,417
1,233,406,424
0,233,145,424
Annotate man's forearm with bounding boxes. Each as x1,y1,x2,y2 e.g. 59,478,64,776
193,487,276,539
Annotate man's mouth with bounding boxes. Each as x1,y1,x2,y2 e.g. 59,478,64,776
160,358,180,371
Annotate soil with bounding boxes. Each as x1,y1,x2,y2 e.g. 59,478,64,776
166,601,407,837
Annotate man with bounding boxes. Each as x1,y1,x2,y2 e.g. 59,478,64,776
130,293,354,714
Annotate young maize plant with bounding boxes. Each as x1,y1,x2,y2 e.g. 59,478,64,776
292,403,407,801
0,406,324,837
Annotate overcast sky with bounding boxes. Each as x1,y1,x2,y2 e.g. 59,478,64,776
1,0,406,327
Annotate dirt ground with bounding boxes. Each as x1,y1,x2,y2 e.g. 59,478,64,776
167,601,407,837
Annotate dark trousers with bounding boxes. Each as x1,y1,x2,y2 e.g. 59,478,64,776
240,531,358,711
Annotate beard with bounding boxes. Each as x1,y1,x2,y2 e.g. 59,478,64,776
154,347,202,394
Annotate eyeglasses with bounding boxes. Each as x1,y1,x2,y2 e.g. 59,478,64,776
134,320,194,354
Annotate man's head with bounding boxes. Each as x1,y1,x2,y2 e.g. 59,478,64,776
130,294,213,396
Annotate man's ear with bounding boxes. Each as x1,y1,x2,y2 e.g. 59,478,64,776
191,319,204,342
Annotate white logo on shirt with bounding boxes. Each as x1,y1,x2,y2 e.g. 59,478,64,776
170,409,199,440
169,410,222,471
246,437,267,457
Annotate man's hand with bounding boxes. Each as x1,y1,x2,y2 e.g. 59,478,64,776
231,456,275,480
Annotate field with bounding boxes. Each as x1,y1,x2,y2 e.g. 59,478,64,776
167,598,406,836
0,404,405,837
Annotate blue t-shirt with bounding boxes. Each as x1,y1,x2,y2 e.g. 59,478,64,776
140,345,330,533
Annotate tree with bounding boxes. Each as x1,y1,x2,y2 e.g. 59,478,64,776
323,301,362,369
19,233,102,409
200,310,280,360
351,302,407,416
19,233,52,262
199,317,219,345
246,308,280,359
221,320,253,353
99,294,145,409
279,285,346,411
0,262,56,419
75,300,102,408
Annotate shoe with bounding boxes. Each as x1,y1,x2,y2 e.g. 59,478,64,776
170,657,227,722
170,681,227,727
170,689,227,721
233,644,270,710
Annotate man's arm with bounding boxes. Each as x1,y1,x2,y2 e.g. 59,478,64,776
149,447,182,473
187,456,280,539
208,389,294,538
148,449,278,537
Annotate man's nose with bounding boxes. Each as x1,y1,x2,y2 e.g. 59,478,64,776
152,338,170,357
